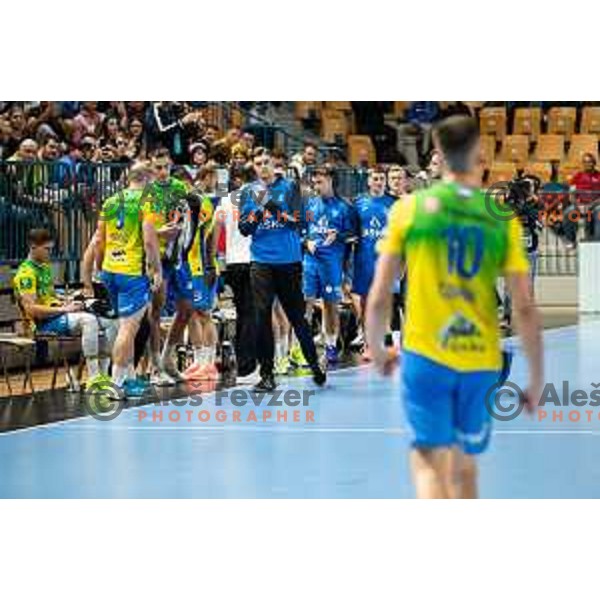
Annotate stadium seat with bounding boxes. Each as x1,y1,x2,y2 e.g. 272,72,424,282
393,102,410,119
324,102,352,112
480,135,496,168
558,162,581,184
581,107,600,135
321,109,351,143
348,135,376,166
535,135,565,162
295,102,322,120
547,107,577,139
479,107,507,141
567,134,598,163
487,162,516,184
513,107,542,141
523,162,552,183
500,135,530,164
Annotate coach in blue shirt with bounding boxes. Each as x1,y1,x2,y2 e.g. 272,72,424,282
239,147,326,391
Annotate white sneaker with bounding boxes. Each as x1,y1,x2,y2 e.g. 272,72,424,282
151,371,177,387
350,331,365,348
236,368,260,386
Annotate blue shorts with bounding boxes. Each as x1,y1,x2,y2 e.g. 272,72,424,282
352,261,375,297
100,271,150,318
401,350,501,455
192,276,217,312
163,261,194,303
303,255,343,302
37,314,70,336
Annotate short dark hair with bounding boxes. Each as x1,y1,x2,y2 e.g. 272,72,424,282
151,147,171,161
433,116,479,174
29,229,53,247
303,141,317,152
252,146,270,160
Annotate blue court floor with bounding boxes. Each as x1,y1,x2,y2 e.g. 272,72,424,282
2,320,600,498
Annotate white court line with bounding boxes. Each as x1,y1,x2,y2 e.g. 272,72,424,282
0,363,370,438
0,322,591,438
34,425,600,436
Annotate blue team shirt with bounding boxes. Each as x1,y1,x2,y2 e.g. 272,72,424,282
303,195,356,262
239,176,303,264
354,194,396,268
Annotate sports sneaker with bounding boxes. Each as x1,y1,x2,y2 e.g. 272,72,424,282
274,356,290,375
311,364,327,387
203,363,219,381
349,331,365,349
253,374,277,392
123,378,148,398
236,368,260,386
183,363,207,381
289,344,307,368
151,371,176,387
162,359,185,383
325,344,339,365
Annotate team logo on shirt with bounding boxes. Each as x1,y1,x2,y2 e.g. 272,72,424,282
440,313,483,351
362,216,383,239
19,276,33,290
424,196,440,214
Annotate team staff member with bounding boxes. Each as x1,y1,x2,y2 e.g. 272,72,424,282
96,162,162,395
239,147,326,392
366,116,543,499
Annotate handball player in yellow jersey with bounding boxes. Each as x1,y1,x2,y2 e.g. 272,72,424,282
366,116,544,499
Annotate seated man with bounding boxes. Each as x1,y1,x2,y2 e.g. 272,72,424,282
13,228,115,387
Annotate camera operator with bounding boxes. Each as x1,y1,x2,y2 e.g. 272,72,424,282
500,175,544,327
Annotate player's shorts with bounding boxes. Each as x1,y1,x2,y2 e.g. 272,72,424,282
192,276,218,312
352,261,375,297
99,271,150,318
401,350,501,455
303,255,343,302
37,314,71,336
163,261,194,303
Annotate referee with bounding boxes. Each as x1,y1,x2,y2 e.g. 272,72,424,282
239,147,326,392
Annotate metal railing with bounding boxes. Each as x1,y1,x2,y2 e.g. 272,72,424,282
1,160,593,281
0,160,126,280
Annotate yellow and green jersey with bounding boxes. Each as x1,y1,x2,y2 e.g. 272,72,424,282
188,196,217,277
378,181,529,372
145,177,190,257
13,259,60,308
101,189,149,276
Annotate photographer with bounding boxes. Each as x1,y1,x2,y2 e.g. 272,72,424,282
500,175,544,326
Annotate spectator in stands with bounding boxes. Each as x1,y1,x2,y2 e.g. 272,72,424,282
9,138,38,162
395,101,441,168
184,142,209,181
241,132,255,153
230,143,249,169
3,105,29,158
570,152,600,204
290,141,318,178
39,137,61,161
99,114,122,148
72,102,105,146
151,102,206,164
128,118,147,160
202,123,219,147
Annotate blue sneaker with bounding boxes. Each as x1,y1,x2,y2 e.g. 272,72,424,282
325,344,338,365
123,378,149,398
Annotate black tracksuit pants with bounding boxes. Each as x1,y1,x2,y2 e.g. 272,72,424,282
225,263,257,377
250,261,318,378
